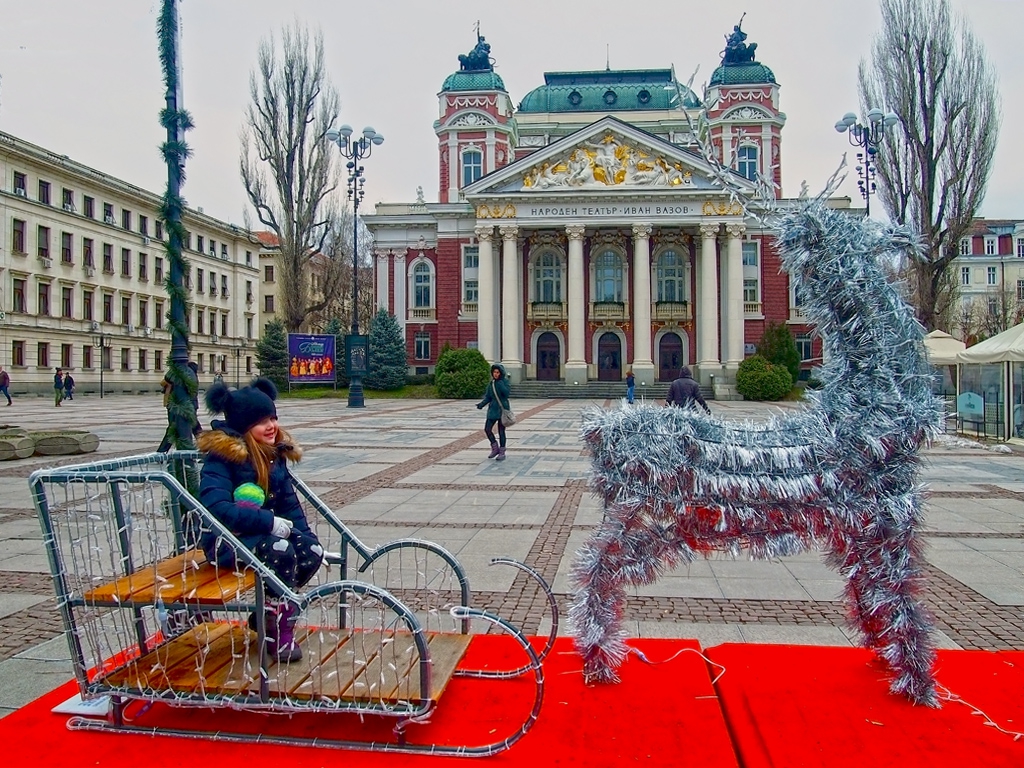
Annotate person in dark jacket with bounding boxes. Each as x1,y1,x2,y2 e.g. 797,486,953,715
625,369,635,404
53,368,64,407
197,377,323,663
476,362,511,461
63,372,75,401
666,366,711,414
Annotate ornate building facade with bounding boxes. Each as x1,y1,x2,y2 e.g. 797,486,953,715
364,25,826,394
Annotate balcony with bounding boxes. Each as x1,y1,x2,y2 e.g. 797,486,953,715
408,307,436,322
789,306,809,322
743,301,763,316
590,301,626,321
528,301,566,322
653,301,691,322
460,301,478,317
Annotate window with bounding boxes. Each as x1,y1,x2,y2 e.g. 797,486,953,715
463,246,479,269
984,237,998,256
464,279,478,303
796,333,813,361
61,286,73,318
1017,280,1024,302
38,342,49,367
121,348,130,371
462,148,483,187
209,271,217,296
960,238,971,256
737,145,758,181
121,296,130,325
264,265,275,282
221,312,228,337
196,309,204,335
245,279,254,304
121,209,132,230
415,332,430,360
13,172,26,195
961,266,971,286
62,188,74,210
246,316,253,339
196,269,204,293
83,238,94,267
83,290,93,321
656,250,686,303
61,343,72,369
138,298,148,328
139,215,148,236
138,349,147,371
264,294,275,313
245,250,253,267
138,253,148,280
12,219,26,253
196,353,204,373
154,350,162,371
103,243,114,273
83,196,95,218
413,261,432,307
83,345,93,369
13,279,26,313
155,257,164,282
38,282,51,316
121,248,131,277
594,251,623,302
38,180,51,205
197,235,205,254
12,340,24,367
155,301,164,329
222,243,228,259
103,203,114,222
246,356,252,374
61,232,73,263
103,293,113,323
1018,238,1024,259
743,278,759,303
221,274,228,296
209,239,216,256
988,266,998,286
988,296,998,316
742,241,758,267
37,226,50,258
155,220,163,240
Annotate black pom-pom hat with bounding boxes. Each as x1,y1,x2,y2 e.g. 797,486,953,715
205,377,278,435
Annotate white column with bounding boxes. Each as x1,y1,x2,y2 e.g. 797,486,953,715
565,224,588,384
631,223,654,386
394,250,407,339
476,226,497,362
375,249,389,312
723,223,746,371
697,223,721,385
500,224,522,381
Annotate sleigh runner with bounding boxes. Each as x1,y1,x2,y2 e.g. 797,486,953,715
31,451,555,756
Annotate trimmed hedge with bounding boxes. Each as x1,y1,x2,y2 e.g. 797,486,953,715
735,355,793,401
435,347,490,399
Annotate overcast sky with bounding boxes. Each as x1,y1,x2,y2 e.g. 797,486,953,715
1,0,1020,227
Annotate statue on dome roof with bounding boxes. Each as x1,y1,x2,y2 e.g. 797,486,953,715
458,25,493,72
721,14,758,65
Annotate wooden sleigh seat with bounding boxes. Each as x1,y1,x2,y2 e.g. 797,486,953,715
30,452,555,756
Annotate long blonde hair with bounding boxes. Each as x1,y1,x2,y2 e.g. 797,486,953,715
243,431,278,494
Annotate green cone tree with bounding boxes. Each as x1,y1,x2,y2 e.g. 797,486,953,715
364,309,407,391
756,321,801,385
256,318,289,389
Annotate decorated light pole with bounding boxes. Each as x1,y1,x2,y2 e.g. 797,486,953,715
325,125,384,408
835,109,898,217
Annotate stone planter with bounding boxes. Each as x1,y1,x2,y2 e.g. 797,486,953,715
28,431,101,456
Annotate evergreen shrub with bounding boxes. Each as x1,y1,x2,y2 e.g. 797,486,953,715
364,309,407,390
735,354,793,401
255,318,289,389
756,321,801,384
435,347,490,399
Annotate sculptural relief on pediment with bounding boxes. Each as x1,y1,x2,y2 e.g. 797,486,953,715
521,133,695,191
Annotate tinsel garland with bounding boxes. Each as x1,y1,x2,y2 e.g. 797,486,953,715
570,203,943,706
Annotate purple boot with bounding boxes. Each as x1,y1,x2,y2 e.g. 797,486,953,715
261,600,302,663
488,442,500,459
496,446,506,462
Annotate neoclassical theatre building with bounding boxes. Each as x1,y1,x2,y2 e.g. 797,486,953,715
364,26,827,394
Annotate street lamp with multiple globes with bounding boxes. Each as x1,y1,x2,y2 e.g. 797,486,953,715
92,330,112,398
325,124,384,408
834,109,899,217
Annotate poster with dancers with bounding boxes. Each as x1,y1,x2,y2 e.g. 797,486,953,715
287,334,336,383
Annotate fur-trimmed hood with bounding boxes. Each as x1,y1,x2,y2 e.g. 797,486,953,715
197,423,302,464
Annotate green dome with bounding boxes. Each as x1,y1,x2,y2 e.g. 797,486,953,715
518,69,700,113
709,62,777,86
441,70,507,93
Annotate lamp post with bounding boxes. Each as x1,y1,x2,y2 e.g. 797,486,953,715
835,109,899,217
92,330,111,398
233,341,245,389
325,124,384,408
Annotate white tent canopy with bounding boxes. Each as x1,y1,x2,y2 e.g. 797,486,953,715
957,322,1024,364
923,330,966,366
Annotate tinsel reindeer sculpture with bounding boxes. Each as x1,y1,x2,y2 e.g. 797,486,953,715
570,202,943,705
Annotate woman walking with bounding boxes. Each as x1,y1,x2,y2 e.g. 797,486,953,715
53,368,64,407
625,369,635,404
476,363,511,461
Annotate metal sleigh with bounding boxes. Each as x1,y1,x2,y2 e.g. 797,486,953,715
31,451,557,756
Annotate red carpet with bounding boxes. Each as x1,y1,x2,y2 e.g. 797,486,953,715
706,643,1024,768
0,637,738,767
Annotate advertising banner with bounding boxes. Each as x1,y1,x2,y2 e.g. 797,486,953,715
287,334,336,383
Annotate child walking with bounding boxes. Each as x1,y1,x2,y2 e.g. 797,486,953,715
197,377,323,662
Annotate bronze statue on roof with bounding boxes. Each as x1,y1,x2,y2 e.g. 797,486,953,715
458,29,493,72
722,15,758,65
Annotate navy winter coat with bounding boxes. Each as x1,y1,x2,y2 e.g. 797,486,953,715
197,421,311,564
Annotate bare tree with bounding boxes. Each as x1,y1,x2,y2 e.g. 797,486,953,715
859,0,1000,331
979,286,1024,339
240,22,346,332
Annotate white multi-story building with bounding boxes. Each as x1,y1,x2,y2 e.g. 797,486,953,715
0,130,261,395
953,219,1024,342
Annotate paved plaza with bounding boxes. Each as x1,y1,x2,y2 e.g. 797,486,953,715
1,392,1023,717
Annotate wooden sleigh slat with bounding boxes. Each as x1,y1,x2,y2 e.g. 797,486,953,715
96,622,473,705
82,549,255,606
